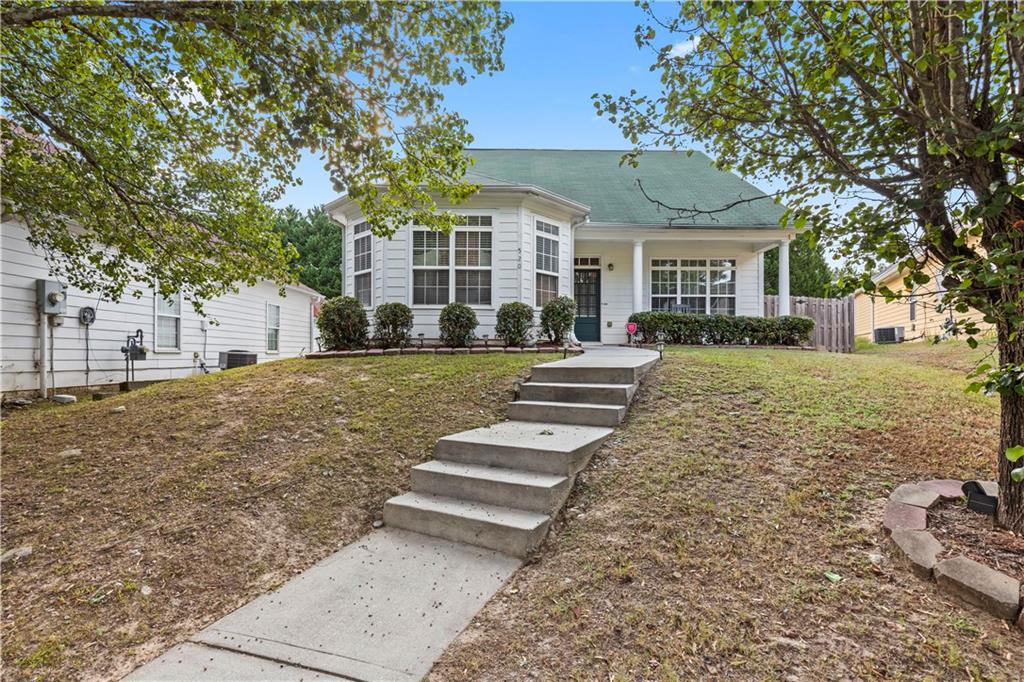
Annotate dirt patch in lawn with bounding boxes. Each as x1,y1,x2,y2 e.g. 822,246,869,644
929,502,1024,579
0,354,542,682
434,347,1021,681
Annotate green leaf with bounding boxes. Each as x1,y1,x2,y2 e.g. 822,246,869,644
1006,445,1024,462
1012,467,1024,484
823,571,842,583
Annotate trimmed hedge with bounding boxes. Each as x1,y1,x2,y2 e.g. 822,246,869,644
495,301,534,347
438,302,478,348
317,296,369,350
540,296,576,344
628,312,814,346
373,302,413,348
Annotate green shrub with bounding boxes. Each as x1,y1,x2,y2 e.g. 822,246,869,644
540,296,577,344
495,302,534,347
373,302,413,348
317,296,369,349
438,302,478,347
627,312,814,346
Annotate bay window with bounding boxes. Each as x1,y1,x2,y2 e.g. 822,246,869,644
649,258,736,315
535,220,560,306
411,215,492,306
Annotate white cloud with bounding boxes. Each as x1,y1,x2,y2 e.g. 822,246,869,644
668,35,700,59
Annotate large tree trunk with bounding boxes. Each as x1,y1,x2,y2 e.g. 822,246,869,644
996,317,1024,535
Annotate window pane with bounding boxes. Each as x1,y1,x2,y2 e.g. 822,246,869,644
680,270,706,296
455,270,491,305
412,230,449,267
267,328,279,352
268,304,280,328
535,273,558,306
709,268,735,295
157,294,180,316
353,221,370,234
536,235,559,274
354,235,372,272
454,231,491,267
651,297,676,311
679,259,707,268
157,316,179,348
678,297,705,314
710,297,735,316
354,272,372,306
413,270,450,305
537,220,559,236
651,270,677,296
651,259,677,268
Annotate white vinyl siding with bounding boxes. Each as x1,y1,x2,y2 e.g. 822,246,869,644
535,220,560,306
1,219,319,393
155,292,181,350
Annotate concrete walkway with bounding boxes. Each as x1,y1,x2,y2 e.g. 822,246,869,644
127,346,657,682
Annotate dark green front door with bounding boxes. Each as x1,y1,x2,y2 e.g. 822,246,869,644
573,268,601,342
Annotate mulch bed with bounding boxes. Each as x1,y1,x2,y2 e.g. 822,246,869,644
929,501,1024,579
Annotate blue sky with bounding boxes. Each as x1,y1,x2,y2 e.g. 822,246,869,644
276,1,689,210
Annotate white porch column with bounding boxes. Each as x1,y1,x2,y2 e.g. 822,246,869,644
632,239,644,313
777,240,791,316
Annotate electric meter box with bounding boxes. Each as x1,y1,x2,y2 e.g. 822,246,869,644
36,279,67,315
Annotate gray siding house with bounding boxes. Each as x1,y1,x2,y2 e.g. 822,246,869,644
325,149,797,345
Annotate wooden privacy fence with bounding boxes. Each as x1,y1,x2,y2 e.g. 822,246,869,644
765,295,855,353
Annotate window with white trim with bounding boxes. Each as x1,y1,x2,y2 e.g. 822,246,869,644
353,221,372,307
649,258,736,315
411,215,492,305
267,303,281,352
535,220,560,306
155,291,182,350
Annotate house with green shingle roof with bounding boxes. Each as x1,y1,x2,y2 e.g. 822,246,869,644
325,149,797,344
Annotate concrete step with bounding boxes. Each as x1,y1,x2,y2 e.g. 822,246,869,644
519,381,635,406
383,492,550,558
434,421,612,476
529,359,656,385
411,460,571,513
506,400,627,427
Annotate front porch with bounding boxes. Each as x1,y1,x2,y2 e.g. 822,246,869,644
570,228,793,344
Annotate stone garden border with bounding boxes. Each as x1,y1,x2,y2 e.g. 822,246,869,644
306,346,584,360
884,480,1023,630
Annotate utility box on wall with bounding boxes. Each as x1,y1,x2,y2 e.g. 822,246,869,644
36,279,67,315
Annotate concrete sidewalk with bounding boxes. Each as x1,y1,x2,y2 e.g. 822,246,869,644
126,529,518,681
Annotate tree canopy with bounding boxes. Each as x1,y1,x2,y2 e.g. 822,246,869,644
597,1,1024,532
273,205,342,299
1,1,511,309
763,236,836,298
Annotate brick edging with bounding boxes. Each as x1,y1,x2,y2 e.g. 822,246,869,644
883,480,1023,628
306,346,585,360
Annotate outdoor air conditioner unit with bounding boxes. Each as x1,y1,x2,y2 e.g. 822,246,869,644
874,326,905,344
218,350,258,369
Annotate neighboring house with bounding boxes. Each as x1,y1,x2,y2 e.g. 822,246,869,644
326,149,798,345
853,259,989,341
1,219,321,395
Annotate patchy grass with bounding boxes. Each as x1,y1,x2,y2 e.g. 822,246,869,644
857,336,997,375
1,354,542,682
434,346,1021,680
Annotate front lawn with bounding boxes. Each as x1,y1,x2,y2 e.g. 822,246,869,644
434,345,1020,679
0,354,542,681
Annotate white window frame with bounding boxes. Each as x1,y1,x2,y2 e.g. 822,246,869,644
409,214,494,308
266,302,281,353
353,221,373,308
649,258,737,315
535,219,560,308
154,289,182,352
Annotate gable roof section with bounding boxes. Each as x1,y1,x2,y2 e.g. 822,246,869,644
466,149,787,228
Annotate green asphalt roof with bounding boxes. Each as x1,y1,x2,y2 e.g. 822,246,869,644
466,149,787,228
